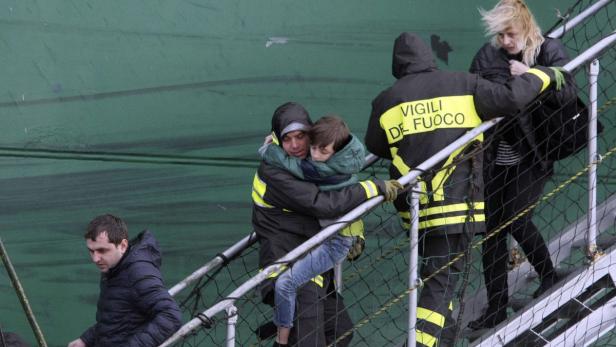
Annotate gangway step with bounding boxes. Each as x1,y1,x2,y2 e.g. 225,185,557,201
506,275,616,345
470,244,616,346
458,194,616,330
508,266,583,312
545,295,616,346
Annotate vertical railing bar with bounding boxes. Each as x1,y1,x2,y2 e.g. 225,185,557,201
226,304,238,347
408,182,420,347
587,59,600,259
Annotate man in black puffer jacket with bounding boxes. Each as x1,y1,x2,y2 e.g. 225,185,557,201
68,214,182,347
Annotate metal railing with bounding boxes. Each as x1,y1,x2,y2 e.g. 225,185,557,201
167,0,613,300
167,154,380,297
160,118,501,347
468,32,616,347
161,30,616,346
546,0,613,39
162,2,616,345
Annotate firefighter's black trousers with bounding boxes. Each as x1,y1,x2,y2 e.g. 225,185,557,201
415,233,469,347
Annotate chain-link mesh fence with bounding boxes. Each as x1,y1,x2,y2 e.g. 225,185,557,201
167,1,616,345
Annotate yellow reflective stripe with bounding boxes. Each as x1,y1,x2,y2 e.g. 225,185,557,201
379,95,482,144
311,275,324,287
252,173,274,208
339,220,364,237
419,214,485,229
392,154,411,175
265,265,288,279
263,267,324,287
271,131,280,145
449,302,453,311
431,144,464,202
398,212,412,231
416,331,438,347
526,68,550,93
359,181,379,199
389,146,399,160
252,191,274,208
431,135,482,202
417,180,429,204
419,202,485,217
417,307,445,327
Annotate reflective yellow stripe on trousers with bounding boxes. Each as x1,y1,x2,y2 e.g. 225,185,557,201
416,331,437,347
399,201,485,229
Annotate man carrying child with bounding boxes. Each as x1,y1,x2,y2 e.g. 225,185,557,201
251,102,401,346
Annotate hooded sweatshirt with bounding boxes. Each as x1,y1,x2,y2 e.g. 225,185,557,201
365,32,559,235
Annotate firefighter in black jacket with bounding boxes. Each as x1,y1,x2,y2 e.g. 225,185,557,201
252,102,401,347
365,32,562,346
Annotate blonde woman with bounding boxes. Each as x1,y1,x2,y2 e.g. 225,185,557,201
468,0,576,330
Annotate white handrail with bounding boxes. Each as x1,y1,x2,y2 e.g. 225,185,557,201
168,154,380,296
547,0,613,39
162,24,616,347
159,119,501,347
166,1,616,298
563,31,616,71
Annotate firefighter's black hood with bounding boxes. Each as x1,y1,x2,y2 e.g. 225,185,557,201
392,32,437,79
271,102,312,142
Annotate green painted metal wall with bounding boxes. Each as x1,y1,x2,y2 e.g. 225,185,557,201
0,1,597,345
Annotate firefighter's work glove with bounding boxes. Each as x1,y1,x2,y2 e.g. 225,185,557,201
549,67,566,91
381,180,403,202
346,236,365,261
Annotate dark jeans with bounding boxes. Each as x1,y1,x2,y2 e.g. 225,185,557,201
482,162,555,313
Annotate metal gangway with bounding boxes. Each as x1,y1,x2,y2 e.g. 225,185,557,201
162,1,616,346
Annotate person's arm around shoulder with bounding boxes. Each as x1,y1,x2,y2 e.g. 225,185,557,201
260,142,306,179
541,38,577,105
126,261,182,347
473,65,561,118
262,164,402,219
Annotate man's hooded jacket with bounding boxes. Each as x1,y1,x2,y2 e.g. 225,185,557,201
365,32,558,235
252,102,387,299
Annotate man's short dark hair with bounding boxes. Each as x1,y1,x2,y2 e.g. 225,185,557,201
84,214,128,245
309,115,351,152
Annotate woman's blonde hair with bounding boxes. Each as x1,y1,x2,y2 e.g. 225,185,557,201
479,0,544,66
